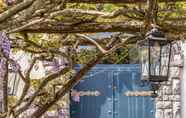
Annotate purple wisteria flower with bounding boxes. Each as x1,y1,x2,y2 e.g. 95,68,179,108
43,57,68,73
10,60,20,72
71,90,80,102
0,32,10,57
58,109,67,118
5,0,15,6
0,32,10,82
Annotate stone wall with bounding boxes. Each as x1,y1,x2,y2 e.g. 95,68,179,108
155,42,183,118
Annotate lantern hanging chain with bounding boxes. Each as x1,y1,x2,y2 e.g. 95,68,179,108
145,0,159,31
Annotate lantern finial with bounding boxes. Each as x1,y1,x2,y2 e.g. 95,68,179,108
146,25,165,39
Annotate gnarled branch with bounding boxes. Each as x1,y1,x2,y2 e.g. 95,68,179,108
0,0,35,23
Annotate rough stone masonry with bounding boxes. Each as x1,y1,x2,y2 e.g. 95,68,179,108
155,42,183,118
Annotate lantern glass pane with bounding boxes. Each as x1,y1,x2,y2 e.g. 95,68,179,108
160,44,171,76
139,41,149,80
150,41,161,76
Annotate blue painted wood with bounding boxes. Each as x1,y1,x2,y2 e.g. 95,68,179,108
70,64,155,118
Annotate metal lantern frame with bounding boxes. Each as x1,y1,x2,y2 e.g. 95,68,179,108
138,27,172,83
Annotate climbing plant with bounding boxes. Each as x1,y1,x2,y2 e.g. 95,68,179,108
0,0,185,117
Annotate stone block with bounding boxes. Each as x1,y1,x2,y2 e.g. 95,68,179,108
155,109,164,118
163,85,172,95
168,95,180,101
172,79,180,95
165,81,172,85
173,102,180,110
161,81,171,85
169,67,181,78
156,101,172,109
162,95,169,101
173,102,181,118
155,97,161,101
164,109,173,118
171,60,184,68
156,90,163,101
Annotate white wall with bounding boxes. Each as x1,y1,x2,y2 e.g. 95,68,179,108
181,42,186,118
9,51,45,97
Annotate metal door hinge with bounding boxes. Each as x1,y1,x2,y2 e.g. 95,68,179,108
125,91,154,97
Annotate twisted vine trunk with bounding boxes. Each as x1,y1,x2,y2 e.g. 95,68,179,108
31,36,123,117
3,60,8,112
31,54,104,117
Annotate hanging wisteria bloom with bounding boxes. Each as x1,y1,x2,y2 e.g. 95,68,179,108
0,32,10,74
0,59,5,77
0,32,10,103
0,32,10,57
5,0,15,6
9,60,20,72
43,57,68,74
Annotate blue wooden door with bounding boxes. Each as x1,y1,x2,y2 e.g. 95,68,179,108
70,64,155,118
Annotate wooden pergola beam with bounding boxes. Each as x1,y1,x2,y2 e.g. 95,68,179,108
65,0,186,3
21,22,141,33
20,22,186,35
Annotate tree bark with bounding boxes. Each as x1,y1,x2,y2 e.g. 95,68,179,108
31,36,124,117
31,53,105,118
0,0,35,23
2,60,8,112
14,67,70,116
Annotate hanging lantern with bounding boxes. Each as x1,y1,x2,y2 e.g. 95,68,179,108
138,26,172,82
